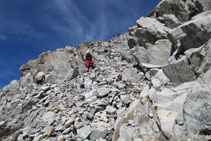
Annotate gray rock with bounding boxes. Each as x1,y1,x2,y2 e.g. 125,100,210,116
35,72,45,83
90,126,109,140
134,17,170,46
83,89,98,99
105,106,117,114
184,89,211,136
43,126,54,136
97,88,111,97
203,69,211,88
41,85,50,92
63,127,72,134
198,39,211,73
74,121,84,129
117,124,134,141
8,80,19,91
163,57,196,85
121,95,131,105
122,68,144,83
42,111,55,123
150,0,190,22
0,121,6,128
147,39,172,65
171,11,211,56
77,126,92,139
64,117,75,128
160,14,182,28
55,124,65,131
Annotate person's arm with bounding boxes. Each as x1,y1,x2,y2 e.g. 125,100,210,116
92,56,98,62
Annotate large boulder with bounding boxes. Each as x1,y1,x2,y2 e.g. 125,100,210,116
157,14,182,28
171,11,211,56
149,81,211,140
129,39,171,65
19,47,83,84
184,89,211,137
198,39,211,73
129,17,170,47
163,56,196,85
149,0,209,22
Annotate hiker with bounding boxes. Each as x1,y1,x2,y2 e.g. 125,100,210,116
85,52,98,72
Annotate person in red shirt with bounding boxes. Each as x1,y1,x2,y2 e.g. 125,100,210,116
85,52,98,72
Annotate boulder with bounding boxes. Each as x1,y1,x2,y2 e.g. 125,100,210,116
158,14,182,28
184,89,211,136
171,11,211,56
198,39,211,73
147,39,172,65
150,81,207,140
34,72,45,84
163,57,196,85
203,69,211,88
131,17,170,47
149,0,207,22
19,48,82,83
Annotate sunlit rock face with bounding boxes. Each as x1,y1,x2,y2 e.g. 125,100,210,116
1,0,211,140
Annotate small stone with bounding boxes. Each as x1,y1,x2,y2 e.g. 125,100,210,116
74,121,83,129
77,126,92,139
63,127,72,134
54,87,61,93
134,138,143,141
94,100,107,107
75,101,84,107
44,126,54,136
65,118,75,128
49,137,57,141
0,121,6,128
41,85,50,92
86,112,94,120
57,135,65,141
55,125,65,131
51,84,57,88
91,122,111,128
97,88,111,97
121,95,131,104
58,104,66,110
42,111,55,123
105,106,116,114
33,134,45,141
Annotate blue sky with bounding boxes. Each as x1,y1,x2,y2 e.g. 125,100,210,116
0,0,160,88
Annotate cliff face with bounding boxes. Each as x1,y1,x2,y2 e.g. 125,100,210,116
1,0,211,140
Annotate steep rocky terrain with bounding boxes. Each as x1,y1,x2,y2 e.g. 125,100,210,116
1,0,211,140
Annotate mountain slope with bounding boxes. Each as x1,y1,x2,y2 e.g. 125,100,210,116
1,0,211,140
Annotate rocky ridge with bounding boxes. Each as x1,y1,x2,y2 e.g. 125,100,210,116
1,0,211,140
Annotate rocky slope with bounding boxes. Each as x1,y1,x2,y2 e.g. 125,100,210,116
1,0,211,140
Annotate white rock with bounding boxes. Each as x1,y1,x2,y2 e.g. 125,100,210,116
105,106,116,114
